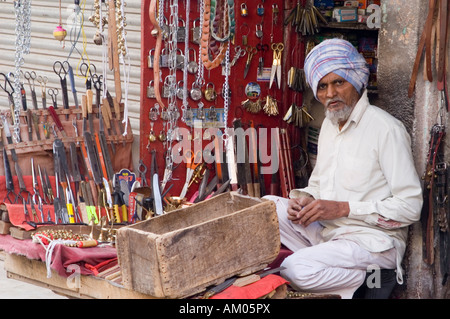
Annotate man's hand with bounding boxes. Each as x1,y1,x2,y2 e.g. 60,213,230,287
289,199,350,227
287,197,314,223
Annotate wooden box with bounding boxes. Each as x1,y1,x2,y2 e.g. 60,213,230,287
116,192,280,298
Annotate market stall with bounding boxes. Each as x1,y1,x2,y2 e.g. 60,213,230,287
0,0,387,300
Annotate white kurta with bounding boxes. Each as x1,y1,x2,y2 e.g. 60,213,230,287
287,90,423,287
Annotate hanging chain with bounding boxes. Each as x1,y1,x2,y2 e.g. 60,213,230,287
13,0,31,143
195,0,205,88
181,0,190,120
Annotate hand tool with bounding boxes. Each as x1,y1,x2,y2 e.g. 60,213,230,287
0,73,17,116
112,174,127,223
48,88,59,109
44,168,54,203
79,62,96,90
53,60,70,119
84,131,103,185
48,105,67,137
232,118,247,194
243,133,254,197
2,148,17,204
31,158,44,222
22,197,31,221
24,71,38,110
31,111,41,140
230,45,246,67
2,115,26,199
225,127,238,191
26,109,33,141
179,150,203,199
269,43,284,89
94,132,110,181
37,75,48,109
193,166,210,203
38,165,49,205
243,46,257,79
152,172,163,216
249,120,260,197
256,43,269,76
67,63,79,112
92,73,103,119
13,72,28,111
53,171,69,224
82,181,99,224
138,160,148,187
210,178,231,198
27,196,40,223
86,86,95,134
101,98,117,154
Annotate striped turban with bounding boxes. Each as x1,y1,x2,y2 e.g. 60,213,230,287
304,38,370,99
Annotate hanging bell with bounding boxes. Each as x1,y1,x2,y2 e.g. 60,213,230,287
53,25,67,42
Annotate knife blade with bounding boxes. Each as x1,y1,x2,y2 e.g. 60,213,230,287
83,131,103,185
152,173,163,216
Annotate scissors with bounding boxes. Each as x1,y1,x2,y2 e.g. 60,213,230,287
243,46,257,79
0,73,16,113
79,62,97,90
53,60,70,113
256,43,269,76
270,43,284,89
230,45,246,67
37,75,48,109
48,88,59,109
24,71,38,110
179,150,203,199
92,73,103,115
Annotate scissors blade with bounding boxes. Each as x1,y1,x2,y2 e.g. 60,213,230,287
269,64,277,89
277,64,282,89
244,62,250,79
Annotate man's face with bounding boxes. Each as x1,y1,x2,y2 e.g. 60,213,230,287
316,73,361,126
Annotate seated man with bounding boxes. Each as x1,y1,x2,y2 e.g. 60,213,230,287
265,38,423,298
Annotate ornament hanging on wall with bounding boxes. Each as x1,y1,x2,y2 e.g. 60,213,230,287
53,0,67,47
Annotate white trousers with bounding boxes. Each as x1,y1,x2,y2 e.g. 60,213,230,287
265,195,397,299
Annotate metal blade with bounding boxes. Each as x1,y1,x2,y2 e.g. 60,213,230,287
152,173,163,216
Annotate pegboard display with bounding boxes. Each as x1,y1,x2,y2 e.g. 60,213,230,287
140,0,305,201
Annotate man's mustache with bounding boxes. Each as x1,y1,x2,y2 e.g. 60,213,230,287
325,98,345,108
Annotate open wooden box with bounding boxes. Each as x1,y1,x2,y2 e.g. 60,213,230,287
116,192,280,298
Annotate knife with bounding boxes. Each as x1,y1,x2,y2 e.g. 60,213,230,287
152,173,163,216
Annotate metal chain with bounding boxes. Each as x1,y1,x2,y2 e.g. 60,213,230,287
222,43,230,143
13,0,31,143
195,0,205,88
181,0,190,120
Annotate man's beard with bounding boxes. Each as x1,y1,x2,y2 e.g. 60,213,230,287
324,97,357,125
